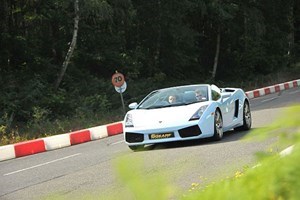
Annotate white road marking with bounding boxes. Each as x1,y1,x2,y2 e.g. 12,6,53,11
261,97,278,103
3,153,81,176
280,145,294,157
252,145,295,169
110,140,124,146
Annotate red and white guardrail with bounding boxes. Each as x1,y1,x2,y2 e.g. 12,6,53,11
0,79,299,162
245,79,300,99
0,122,123,161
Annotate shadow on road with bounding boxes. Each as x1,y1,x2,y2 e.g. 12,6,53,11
134,129,255,152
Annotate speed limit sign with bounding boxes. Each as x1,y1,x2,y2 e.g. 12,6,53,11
111,71,126,114
111,72,125,87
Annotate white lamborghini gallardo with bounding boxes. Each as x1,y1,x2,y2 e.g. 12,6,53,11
123,84,251,151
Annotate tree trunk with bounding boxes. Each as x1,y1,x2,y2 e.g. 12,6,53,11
287,1,294,59
154,0,161,69
212,26,221,80
244,9,248,52
55,0,79,90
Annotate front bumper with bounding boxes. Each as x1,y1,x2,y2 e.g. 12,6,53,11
124,122,204,146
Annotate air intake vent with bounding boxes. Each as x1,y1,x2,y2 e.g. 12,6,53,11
178,125,202,138
125,132,144,143
234,100,239,118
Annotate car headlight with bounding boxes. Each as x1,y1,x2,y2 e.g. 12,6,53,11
125,114,134,127
189,105,208,121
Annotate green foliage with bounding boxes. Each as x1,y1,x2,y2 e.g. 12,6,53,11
0,0,299,143
75,94,111,118
244,104,300,146
0,113,23,145
182,149,300,200
113,156,177,200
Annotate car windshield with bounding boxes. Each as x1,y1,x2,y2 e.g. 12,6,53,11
137,85,208,109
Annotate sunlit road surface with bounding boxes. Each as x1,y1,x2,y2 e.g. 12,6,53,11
0,87,299,200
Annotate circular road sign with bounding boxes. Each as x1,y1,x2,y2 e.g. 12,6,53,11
112,72,125,87
115,81,127,93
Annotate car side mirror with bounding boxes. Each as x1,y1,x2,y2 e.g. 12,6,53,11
222,93,232,98
128,102,138,109
221,93,231,102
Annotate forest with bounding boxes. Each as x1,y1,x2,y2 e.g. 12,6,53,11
0,0,299,143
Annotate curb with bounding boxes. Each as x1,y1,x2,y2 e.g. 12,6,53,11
1,79,299,162
0,122,123,162
245,79,300,99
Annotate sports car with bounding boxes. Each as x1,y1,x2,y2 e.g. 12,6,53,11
123,84,251,151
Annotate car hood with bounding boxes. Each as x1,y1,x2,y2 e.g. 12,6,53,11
126,102,209,128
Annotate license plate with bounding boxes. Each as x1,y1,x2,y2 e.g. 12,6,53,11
149,132,174,140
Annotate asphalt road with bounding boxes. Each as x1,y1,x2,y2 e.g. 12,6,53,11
0,87,299,200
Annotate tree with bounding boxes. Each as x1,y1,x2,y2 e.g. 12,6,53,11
55,0,79,90
212,25,220,80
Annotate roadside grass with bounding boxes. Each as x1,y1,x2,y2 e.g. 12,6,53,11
182,147,300,200
0,110,123,146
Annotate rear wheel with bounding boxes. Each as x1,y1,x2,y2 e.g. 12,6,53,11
234,101,251,131
212,109,223,141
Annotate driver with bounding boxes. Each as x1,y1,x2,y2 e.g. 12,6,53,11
195,89,206,101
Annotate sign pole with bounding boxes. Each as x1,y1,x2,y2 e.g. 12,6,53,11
119,87,125,115
112,71,127,116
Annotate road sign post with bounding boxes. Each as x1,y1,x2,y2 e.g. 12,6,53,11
112,71,126,115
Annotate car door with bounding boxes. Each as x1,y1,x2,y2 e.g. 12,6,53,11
211,85,234,129
220,94,236,129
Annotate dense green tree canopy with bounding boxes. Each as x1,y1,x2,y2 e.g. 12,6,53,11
0,0,299,126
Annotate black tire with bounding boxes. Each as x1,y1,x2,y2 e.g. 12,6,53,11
234,101,252,131
212,109,223,141
128,145,144,151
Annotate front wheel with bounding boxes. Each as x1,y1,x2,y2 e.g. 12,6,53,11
128,145,144,151
234,101,252,131
212,109,223,141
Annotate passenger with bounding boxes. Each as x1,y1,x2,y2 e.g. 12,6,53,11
168,95,177,104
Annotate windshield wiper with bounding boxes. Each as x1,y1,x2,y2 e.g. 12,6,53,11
144,105,172,109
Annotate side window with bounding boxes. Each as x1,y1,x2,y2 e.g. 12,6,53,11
211,85,221,101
